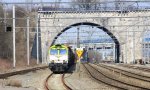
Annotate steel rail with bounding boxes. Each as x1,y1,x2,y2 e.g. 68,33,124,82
83,63,150,90
119,64,150,72
83,64,125,89
45,73,72,90
62,74,73,90
97,64,150,82
45,73,53,90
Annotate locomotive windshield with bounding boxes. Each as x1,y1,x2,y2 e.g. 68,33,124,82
50,49,58,55
59,49,67,55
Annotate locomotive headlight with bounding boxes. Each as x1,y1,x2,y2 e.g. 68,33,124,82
51,60,54,63
63,60,67,63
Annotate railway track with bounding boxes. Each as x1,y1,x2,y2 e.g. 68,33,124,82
118,64,150,72
0,65,48,79
45,73,72,90
83,63,150,90
96,64,150,82
45,73,53,90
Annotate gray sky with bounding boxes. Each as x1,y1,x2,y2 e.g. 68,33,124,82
55,25,114,44
1,0,69,3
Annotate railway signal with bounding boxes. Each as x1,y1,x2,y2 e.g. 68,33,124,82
76,48,84,72
76,48,84,61
76,48,84,59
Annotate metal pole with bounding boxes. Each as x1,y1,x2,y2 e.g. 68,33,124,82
27,17,30,66
42,36,44,64
115,44,117,63
41,42,43,64
44,20,48,64
13,5,16,68
4,5,6,32
131,28,135,64
143,42,145,64
103,45,105,60
45,31,48,64
126,29,128,63
77,27,80,48
148,42,149,64
76,27,80,72
113,43,115,62
36,15,39,64
146,42,148,64
149,42,150,64
123,44,126,63
133,29,135,64
145,43,147,64
142,42,144,64
94,44,96,63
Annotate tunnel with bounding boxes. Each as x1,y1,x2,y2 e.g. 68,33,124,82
51,22,120,63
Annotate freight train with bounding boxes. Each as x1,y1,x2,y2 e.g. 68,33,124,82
47,44,75,72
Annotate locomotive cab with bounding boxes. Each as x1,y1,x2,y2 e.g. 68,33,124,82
48,44,75,72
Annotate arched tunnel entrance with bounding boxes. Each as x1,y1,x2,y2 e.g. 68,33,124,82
51,22,120,63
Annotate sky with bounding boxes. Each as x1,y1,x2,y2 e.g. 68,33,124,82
1,0,150,10
55,25,114,44
1,0,150,8
1,0,150,5
1,0,69,3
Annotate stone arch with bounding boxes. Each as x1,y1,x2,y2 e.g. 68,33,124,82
51,22,120,63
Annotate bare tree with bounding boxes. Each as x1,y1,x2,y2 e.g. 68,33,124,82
71,0,137,11
115,0,136,11
0,5,36,60
0,2,13,59
71,0,100,10
71,0,120,11
0,2,4,32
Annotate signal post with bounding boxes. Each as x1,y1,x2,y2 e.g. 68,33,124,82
76,48,83,72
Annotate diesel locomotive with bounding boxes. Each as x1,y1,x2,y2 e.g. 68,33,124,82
47,44,75,72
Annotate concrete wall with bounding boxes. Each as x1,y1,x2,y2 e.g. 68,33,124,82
39,11,150,63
